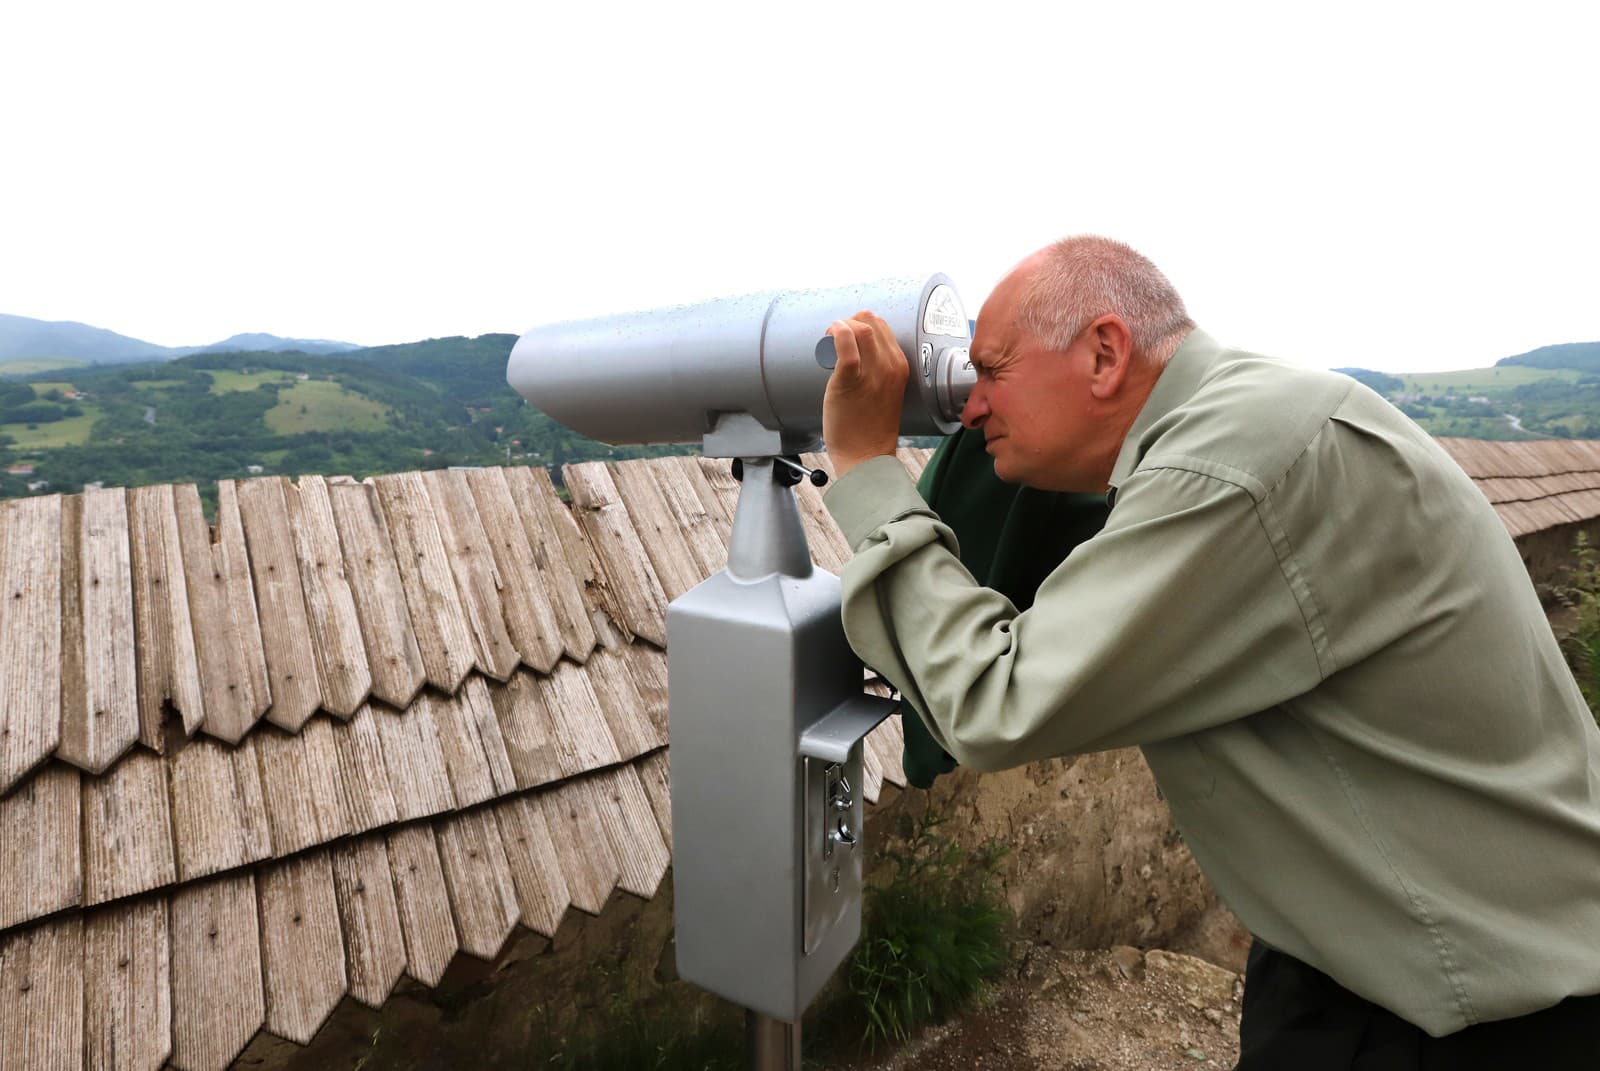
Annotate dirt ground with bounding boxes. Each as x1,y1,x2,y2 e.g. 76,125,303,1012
843,944,1244,1071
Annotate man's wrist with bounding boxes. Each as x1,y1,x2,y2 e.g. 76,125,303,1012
830,446,896,479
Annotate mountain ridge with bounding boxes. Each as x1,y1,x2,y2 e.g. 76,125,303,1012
0,313,362,363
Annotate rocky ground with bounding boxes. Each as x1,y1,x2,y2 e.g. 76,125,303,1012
841,944,1244,1071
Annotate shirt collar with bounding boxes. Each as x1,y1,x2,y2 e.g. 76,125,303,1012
1107,327,1226,490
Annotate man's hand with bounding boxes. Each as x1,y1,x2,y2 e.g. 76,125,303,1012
823,311,908,478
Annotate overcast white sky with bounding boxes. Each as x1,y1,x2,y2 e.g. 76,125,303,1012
2,1,1596,372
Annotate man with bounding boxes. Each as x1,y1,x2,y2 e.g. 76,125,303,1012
819,236,1600,1068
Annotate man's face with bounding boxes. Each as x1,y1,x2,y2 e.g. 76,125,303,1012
961,268,1101,491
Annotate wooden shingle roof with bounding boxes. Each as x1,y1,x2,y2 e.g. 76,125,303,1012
1438,438,1600,539
0,451,920,1071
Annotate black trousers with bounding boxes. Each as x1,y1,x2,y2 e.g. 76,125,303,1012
1234,940,1600,1070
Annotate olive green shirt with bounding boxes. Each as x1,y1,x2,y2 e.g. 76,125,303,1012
824,329,1600,1036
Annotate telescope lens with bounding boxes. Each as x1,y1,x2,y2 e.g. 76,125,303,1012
934,346,976,423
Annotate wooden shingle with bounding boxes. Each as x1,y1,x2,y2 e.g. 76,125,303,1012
175,483,270,744
0,494,63,794
0,914,83,1071
491,796,570,939
538,778,621,915
385,824,459,987
258,849,347,1045
586,765,670,899
533,660,622,777
81,749,175,907
608,460,706,602
487,669,564,790
0,763,79,932
167,735,272,883
434,808,520,960
563,462,670,647
58,487,139,775
426,683,516,809
127,484,204,747
285,476,372,718
370,696,456,824
502,466,598,664
330,834,406,1009
235,478,322,731
370,472,477,694
169,873,264,1071
325,481,426,709
463,467,564,673
422,470,521,682
326,704,400,834
84,897,171,1071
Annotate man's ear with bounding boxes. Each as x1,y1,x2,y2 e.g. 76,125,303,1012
1086,314,1135,400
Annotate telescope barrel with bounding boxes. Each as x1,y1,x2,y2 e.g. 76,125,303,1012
507,274,975,457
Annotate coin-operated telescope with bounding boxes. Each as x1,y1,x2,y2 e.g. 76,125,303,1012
508,276,975,1067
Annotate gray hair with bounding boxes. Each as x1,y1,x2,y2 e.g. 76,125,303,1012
1018,235,1194,364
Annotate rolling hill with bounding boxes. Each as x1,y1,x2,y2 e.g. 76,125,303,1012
0,313,361,364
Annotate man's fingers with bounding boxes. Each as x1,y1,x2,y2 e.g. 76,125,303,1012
828,320,863,379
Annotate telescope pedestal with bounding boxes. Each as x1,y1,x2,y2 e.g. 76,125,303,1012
668,457,894,1049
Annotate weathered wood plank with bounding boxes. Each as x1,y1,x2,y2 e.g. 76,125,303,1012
127,484,204,747
860,727,884,804
874,712,908,789
82,749,176,906
327,704,400,833
691,455,743,535
648,457,729,574
58,487,139,774
84,897,171,1071
587,765,671,899
0,914,83,1071
0,763,80,932
252,722,352,858
502,465,598,663
563,462,669,646
384,824,459,986
174,482,270,743
434,808,520,960
370,472,477,693
621,642,669,744
532,660,621,777
422,469,520,682
235,478,321,730
325,481,426,708
492,796,570,938
608,460,705,601
453,677,517,798
487,670,564,790
369,696,456,823
330,834,406,1009
258,849,347,1045
0,494,62,793
636,749,673,850
167,734,272,883
168,872,264,1071
286,476,372,718
463,467,564,673
537,778,621,915
583,645,664,760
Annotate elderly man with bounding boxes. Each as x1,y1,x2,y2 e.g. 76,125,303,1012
819,236,1600,1068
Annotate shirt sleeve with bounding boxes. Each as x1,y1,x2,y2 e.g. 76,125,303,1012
823,454,1325,769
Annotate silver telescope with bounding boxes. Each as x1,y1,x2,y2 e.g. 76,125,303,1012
507,274,977,457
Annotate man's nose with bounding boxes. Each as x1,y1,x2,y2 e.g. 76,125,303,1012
961,381,989,430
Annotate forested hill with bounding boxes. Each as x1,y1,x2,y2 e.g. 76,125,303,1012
1498,342,1600,374
0,335,684,503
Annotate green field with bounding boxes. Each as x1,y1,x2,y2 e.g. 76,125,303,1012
1400,367,1581,392
27,381,77,395
0,357,88,376
204,369,298,393
264,379,392,434
1,405,101,448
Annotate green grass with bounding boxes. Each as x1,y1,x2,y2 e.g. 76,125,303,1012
1400,367,1580,392
264,379,392,434
1,405,101,448
130,378,189,390
27,381,77,395
0,357,88,376
203,369,297,393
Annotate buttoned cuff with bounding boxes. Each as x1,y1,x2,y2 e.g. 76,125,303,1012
822,454,931,552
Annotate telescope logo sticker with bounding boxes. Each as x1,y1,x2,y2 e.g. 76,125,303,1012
923,284,969,339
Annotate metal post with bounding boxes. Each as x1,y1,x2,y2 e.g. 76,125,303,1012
745,1009,800,1071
